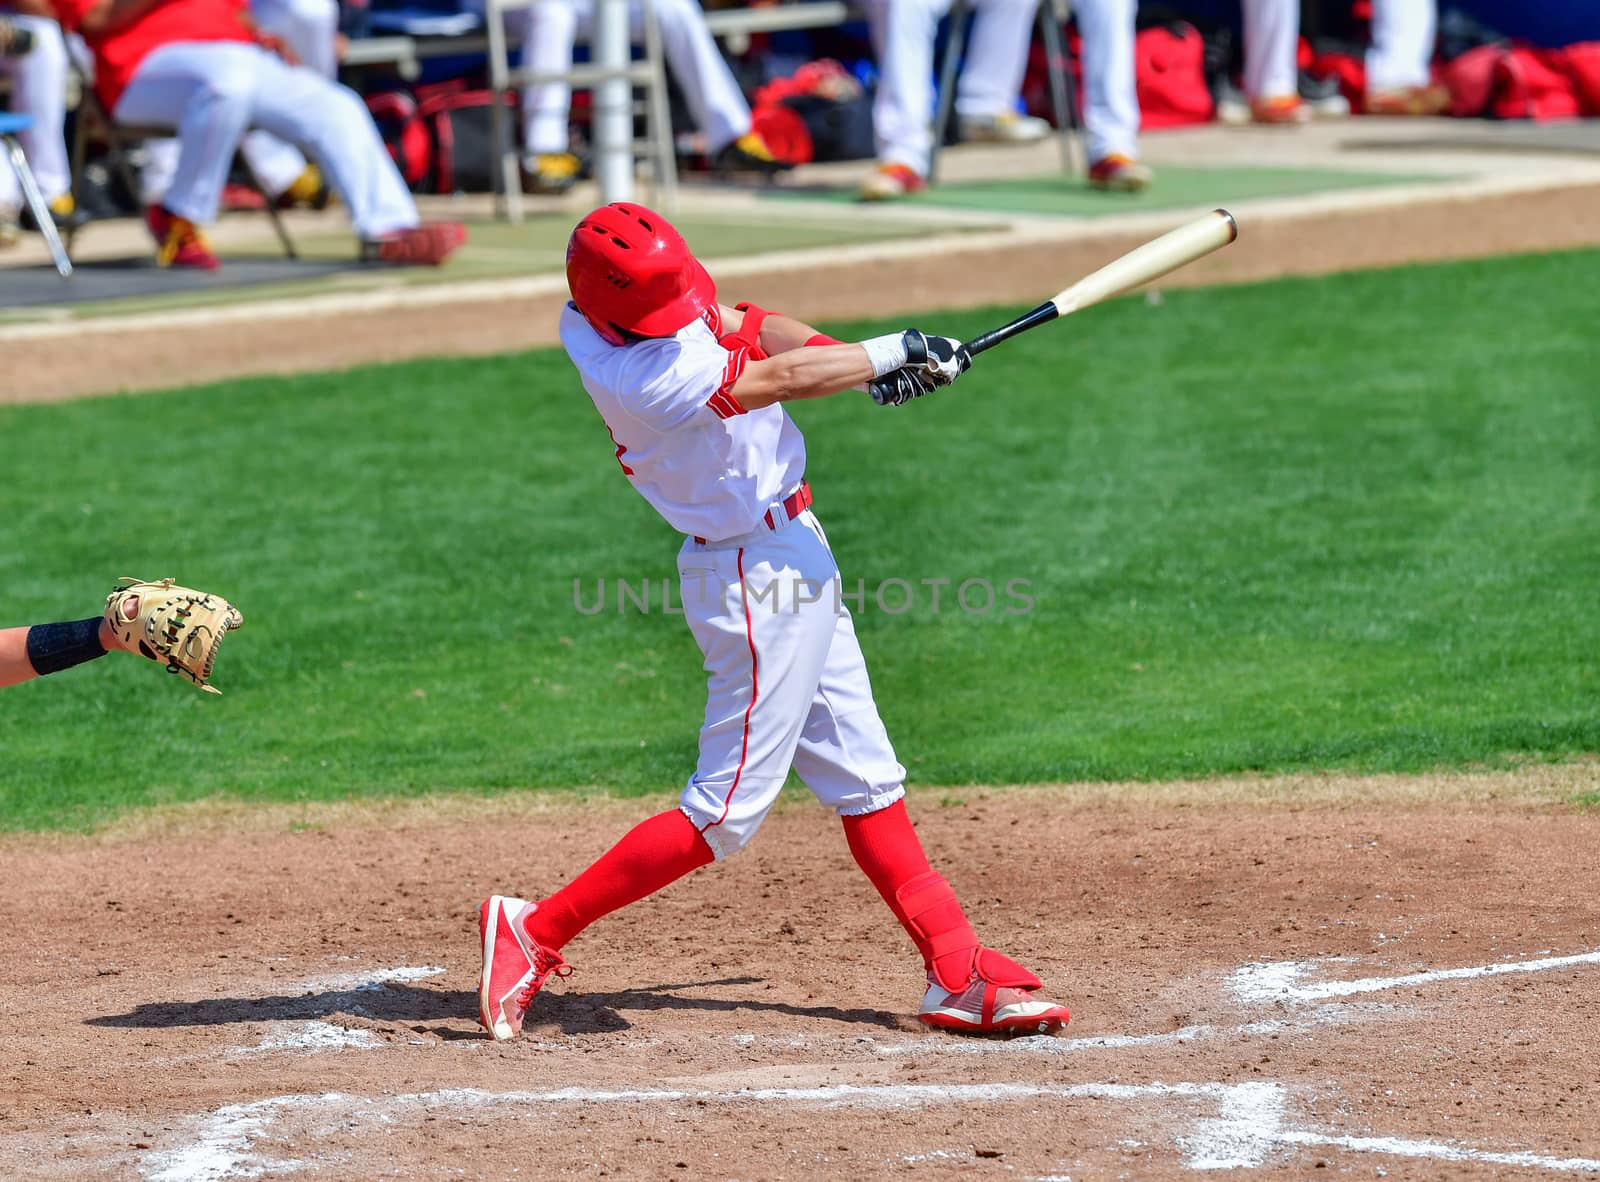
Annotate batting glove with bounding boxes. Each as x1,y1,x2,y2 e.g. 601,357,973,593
868,366,937,407
902,329,973,387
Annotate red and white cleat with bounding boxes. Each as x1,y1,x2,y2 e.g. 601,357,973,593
1086,152,1153,193
921,972,1068,1042
859,162,927,202
918,973,1072,1036
477,895,571,1041
915,943,1071,1036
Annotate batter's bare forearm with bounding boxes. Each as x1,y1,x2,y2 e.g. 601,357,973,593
756,313,825,356
729,345,873,410
10,0,57,19
715,304,824,357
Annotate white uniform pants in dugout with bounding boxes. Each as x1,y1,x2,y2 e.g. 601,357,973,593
676,509,907,861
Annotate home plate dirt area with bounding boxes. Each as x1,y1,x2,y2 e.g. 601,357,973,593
4,776,1600,1180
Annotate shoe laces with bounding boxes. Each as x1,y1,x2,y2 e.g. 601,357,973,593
514,948,573,1008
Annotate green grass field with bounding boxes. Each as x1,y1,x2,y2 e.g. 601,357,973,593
2,249,1596,830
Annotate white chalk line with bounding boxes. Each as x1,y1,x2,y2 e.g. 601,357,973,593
295,964,445,992
143,947,1600,1178
141,1080,1283,1180
869,1003,1397,1060
1278,1131,1600,1174
228,1022,381,1056
142,1079,1600,1181
1232,948,1600,1005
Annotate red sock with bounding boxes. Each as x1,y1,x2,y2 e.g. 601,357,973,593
525,809,714,951
842,800,978,978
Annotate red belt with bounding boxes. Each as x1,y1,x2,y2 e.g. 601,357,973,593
695,481,811,545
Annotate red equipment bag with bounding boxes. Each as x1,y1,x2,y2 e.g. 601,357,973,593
1133,23,1214,128
415,83,518,194
366,91,434,190
1492,47,1581,121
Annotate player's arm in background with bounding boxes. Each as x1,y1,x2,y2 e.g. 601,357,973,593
0,618,123,690
70,0,175,36
718,303,954,411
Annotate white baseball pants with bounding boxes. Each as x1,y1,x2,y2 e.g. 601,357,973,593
1071,0,1140,164
502,0,751,157
1366,0,1436,92
676,508,907,861
1240,0,1299,102
0,13,70,207
114,41,417,236
866,0,1037,174
141,0,340,204
250,0,340,78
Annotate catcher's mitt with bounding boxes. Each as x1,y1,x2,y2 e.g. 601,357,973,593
104,577,243,694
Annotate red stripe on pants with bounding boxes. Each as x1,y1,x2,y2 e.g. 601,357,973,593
702,546,758,833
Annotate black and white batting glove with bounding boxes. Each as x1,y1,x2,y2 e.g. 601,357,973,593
901,329,973,387
868,366,937,407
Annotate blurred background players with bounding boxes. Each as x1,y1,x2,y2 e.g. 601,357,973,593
1363,0,1447,114
861,0,1151,200
494,0,791,194
52,0,463,268
860,0,1048,199
1235,0,1444,123
1073,0,1152,191
0,2,80,240
250,0,339,78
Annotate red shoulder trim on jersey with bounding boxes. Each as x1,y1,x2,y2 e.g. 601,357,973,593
707,344,751,418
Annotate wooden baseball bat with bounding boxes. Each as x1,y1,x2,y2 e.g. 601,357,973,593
961,209,1239,357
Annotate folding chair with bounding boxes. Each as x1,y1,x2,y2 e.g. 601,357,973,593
485,0,677,222
0,110,72,278
65,82,298,260
929,0,1081,185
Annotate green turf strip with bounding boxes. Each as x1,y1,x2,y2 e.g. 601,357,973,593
772,163,1450,216
2,248,1596,829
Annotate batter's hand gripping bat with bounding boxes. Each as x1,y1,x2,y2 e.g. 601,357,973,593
961,209,1239,358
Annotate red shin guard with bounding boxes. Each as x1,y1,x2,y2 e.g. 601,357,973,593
843,802,1028,988
524,809,713,950
844,802,1045,1008
898,872,1044,1009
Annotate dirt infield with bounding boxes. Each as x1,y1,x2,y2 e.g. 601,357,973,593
5,177,1600,405
5,767,1599,1180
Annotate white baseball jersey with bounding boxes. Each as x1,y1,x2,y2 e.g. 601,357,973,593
560,301,807,543
561,301,906,859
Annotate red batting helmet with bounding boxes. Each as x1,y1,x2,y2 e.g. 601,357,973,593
566,203,717,345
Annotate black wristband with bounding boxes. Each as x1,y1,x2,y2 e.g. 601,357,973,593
26,618,107,676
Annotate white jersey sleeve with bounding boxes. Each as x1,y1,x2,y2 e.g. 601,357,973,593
611,329,739,434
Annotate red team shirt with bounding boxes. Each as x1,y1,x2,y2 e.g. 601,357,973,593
52,0,255,111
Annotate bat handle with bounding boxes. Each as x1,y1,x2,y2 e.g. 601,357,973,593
961,301,1059,357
